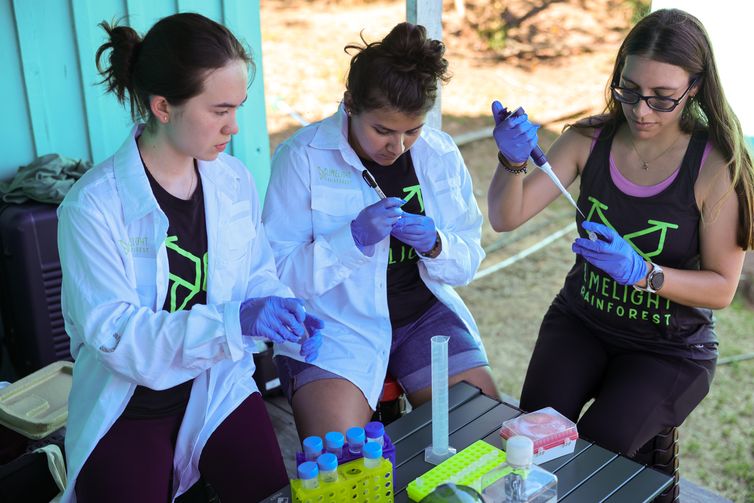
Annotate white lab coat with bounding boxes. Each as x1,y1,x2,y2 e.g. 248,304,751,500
263,105,486,408
57,125,291,502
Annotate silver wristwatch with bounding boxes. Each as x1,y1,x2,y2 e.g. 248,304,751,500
633,262,664,293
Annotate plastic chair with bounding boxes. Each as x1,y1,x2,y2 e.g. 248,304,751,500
372,374,405,425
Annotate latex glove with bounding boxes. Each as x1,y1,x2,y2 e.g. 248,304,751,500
299,314,325,362
491,101,539,165
572,221,647,286
390,213,438,254
239,297,307,343
351,197,405,251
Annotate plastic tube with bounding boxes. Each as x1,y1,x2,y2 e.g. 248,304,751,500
363,441,383,469
303,436,323,462
424,335,456,464
347,426,365,455
297,461,320,490
365,421,385,447
325,431,344,458
317,453,338,483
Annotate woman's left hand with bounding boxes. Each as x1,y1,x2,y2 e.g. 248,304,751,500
572,221,648,286
299,314,325,362
391,213,437,253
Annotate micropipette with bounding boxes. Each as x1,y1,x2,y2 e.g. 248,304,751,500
495,103,597,240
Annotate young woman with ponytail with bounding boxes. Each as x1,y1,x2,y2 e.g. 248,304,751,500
58,13,323,502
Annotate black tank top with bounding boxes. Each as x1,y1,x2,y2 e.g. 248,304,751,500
555,127,717,360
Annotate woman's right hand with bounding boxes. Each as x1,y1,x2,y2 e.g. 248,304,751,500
350,197,405,251
239,297,307,343
491,101,539,165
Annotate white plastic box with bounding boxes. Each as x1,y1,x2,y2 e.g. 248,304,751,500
499,407,578,464
0,361,73,439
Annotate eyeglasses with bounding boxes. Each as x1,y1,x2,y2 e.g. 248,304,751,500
611,78,698,112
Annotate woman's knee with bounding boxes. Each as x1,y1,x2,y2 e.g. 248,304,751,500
292,379,372,439
451,366,498,398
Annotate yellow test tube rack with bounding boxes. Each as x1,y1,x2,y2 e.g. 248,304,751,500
291,456,394,502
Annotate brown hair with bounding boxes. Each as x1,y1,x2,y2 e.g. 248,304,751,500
95,13,252,122
573,9,754,249
344,22,450,116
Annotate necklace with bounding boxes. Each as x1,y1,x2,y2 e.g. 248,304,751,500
185,167,196,199
628,132,683,170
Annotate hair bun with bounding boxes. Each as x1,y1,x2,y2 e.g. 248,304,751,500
380,23,447,79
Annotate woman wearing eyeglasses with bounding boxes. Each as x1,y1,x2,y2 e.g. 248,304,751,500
488,8,754,462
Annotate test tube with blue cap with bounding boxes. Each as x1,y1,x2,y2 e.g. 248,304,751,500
363,441,383,470
493,102,597,242
424,335,456,464
317,452,339,483
303,435,323,462
325,431,344,458
365,421,385,447
347,426,365,455
297,461,320,490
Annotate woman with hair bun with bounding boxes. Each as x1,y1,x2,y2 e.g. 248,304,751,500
58,13,323,502
264,22,498,440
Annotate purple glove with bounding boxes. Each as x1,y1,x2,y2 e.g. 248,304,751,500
390,213,437,254
239,297,306,343
572,221,647,286
299,314,325,362
491,101,539,165
351,197,405,251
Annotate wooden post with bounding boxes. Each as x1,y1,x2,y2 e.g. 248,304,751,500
406,0,443,130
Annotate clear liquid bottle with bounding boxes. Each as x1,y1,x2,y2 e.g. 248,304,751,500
303,435,323,462
347,426,366,455
365,421,385,447
325,431,345,458
362,440,383,469
481,436,557,503
317,452,339,483
297,461,319,490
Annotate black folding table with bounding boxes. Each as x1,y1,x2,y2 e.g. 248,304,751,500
263,381,672,502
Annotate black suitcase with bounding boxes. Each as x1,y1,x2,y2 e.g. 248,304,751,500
0,450,61,503
0,202,69,377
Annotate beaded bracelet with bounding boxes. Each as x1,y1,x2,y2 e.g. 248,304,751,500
497,151,528,174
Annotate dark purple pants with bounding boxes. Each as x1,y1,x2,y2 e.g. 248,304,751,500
75,392,288,503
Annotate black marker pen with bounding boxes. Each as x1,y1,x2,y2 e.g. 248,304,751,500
361,169,387,199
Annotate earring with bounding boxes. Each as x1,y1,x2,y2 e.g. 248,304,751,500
161,115,168,123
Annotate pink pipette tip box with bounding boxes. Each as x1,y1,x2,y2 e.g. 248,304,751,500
499,406,579,464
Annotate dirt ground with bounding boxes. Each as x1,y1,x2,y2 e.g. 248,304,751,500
259,2,754,499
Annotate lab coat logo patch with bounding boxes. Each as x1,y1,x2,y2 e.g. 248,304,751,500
318,166,353,186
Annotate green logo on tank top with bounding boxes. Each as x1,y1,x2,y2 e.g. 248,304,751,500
389,184,425,264
165,235,208,312
580,196,677,326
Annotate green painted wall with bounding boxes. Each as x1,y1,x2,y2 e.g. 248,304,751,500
1,0,272,195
